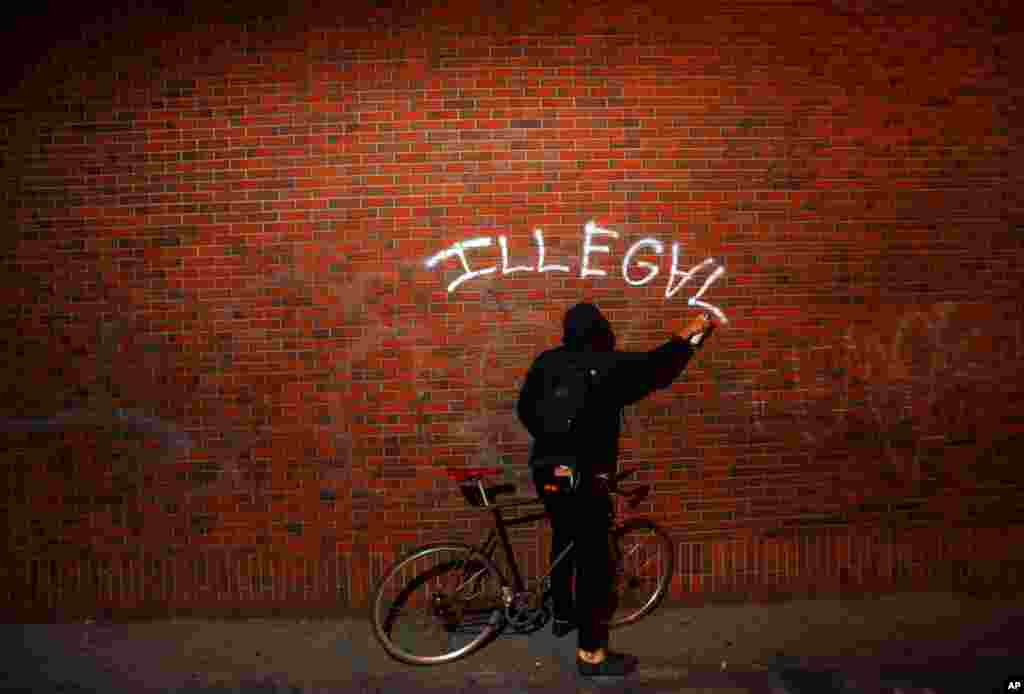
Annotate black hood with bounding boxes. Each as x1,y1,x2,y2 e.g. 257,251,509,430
562,302,615,351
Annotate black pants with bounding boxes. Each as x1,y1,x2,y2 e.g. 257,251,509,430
532,465,616,652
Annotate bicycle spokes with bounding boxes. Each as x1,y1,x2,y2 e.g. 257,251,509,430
371,545,506,665
617,538,657,592
607,520,674,628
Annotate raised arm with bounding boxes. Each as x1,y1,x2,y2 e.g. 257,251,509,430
611,314,715,407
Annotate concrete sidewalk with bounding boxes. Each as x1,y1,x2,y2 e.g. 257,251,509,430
3,592,1022,693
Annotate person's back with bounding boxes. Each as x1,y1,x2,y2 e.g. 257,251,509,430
517,302,715,677
518,302,710,476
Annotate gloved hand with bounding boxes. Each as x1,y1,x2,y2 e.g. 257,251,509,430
678,313,716,346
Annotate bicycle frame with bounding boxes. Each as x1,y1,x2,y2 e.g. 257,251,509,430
369,466,669,664
477,519,577,599
461,474,627,600
462,478,555,596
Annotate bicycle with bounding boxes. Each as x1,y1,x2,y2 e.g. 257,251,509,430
369,465,674,665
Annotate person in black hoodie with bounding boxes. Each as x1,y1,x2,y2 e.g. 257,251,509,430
517,302,715,677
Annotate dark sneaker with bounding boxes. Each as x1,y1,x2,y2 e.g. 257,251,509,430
577,651,638,677
552,618,576,637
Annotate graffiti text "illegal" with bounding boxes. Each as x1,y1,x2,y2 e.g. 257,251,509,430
424,222,728,323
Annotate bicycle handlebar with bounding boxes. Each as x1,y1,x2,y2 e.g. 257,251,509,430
598,467,640,495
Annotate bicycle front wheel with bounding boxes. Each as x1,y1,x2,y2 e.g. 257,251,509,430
607,519,674,628
370,543,506,665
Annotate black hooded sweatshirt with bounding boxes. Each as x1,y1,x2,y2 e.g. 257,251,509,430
516,303,696,477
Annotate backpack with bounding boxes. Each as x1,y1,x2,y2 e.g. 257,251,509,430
535,353,601,436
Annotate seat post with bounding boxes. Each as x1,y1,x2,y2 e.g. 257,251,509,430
476,478,490,507
487,501,525,592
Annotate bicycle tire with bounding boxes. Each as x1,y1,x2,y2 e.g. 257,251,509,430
606,519,674,628
369,542,507,665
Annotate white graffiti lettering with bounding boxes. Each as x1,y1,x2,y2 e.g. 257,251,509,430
498,234,534,275
689,264,728,323
425,221,728,322
581,221,619,278
424,236,497,293
622,238,664,286
535,229,570,274
665,251,714,300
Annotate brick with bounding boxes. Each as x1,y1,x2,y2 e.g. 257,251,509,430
1,0,1020,619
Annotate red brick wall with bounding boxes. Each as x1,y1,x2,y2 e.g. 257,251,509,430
2,0,1022,619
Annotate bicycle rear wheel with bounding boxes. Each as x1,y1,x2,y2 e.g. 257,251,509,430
370,543,506,665
607,519,673,628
